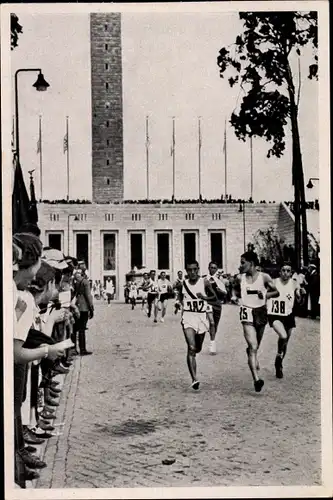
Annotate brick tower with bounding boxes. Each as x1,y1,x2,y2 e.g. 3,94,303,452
90,13,124,202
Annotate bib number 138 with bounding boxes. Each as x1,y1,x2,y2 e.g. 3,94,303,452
239,306,253,322
271,300,286,315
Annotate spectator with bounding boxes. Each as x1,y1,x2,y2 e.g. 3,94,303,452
74,270,94,355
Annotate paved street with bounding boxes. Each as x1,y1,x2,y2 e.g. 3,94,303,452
36,302,321,488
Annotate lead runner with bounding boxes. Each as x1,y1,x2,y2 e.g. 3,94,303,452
234,251,279,392
179,260,216,390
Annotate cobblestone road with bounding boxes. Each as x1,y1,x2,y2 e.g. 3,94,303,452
36,302,321,488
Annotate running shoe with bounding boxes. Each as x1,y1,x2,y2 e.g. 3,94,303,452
275,355,283,379
191,380,200,390
24,467,40,481
254,379,264,392
209,340,217,355
160,318,164,323
153,319,157,323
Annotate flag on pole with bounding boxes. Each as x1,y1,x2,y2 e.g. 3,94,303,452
63,131,68,153
63,133,68,153
146,130,150,148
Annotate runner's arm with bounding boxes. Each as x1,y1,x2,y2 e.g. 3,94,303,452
197,279,217,301
294,281,302,302
233,275,242,298
262,273,279,300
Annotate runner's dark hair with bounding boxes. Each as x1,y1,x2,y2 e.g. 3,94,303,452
241,251,259,266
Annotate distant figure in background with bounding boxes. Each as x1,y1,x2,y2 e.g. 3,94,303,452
128,276,138,311
105,277,115,305
156,271,172,323
140,272,151,312
78,261,89,280
205,262,227,354
173,270,184,315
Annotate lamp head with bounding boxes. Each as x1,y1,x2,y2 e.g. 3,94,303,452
33,72,50,92
306,179,314,189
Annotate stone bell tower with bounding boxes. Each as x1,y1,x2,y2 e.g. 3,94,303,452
90,12,124,202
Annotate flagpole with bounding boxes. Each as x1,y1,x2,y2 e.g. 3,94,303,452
224,118,227,198
250,135,253,200
66,116,69,201
198,117,202,201
39,115,43,201
146,115,149,199
172,116,175,201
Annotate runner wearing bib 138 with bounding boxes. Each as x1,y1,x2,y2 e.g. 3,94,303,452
179,260,216,391
234,251,279,393
267,264,301,379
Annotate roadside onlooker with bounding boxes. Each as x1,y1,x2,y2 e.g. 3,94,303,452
74,270,94,355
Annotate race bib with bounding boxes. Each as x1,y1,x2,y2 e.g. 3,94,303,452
185,300,205,313
269,299,286,316
239,306,253,323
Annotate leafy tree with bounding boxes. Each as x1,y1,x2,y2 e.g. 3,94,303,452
252,225,285,265
217,11,318,268
11,13,23,50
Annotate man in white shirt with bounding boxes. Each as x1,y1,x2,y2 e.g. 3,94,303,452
105,277,115,305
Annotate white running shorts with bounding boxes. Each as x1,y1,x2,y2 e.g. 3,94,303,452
181,311,209,334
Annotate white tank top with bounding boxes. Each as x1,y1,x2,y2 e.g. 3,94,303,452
149,279,158,293
158,279,169,293
267,278,295,316
182,278,208,313
240,272,266,308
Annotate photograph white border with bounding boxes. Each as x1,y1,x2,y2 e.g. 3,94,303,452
1,2,331,499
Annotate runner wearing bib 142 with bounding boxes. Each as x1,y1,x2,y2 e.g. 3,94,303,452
179,261,217,391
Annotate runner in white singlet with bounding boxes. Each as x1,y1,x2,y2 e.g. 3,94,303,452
140,272,150,312
267,263,301,379
128,277,138,310
146,270,159,321
179,260,216,390
234,251,279,393
157,272,172,323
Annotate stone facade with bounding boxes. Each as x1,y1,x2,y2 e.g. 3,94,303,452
39,202,295,299
90,13,124,202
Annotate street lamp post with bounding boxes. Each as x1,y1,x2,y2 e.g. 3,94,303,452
67,214,79,255
306,177,319,189
14,69,50,163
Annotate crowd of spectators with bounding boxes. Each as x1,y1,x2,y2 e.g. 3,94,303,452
13,226,94,488
40,197,320,210
285,199,320,211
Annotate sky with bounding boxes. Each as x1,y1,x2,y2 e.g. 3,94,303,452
10,9,319,202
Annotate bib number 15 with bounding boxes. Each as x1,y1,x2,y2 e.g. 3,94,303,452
239,306,253,323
